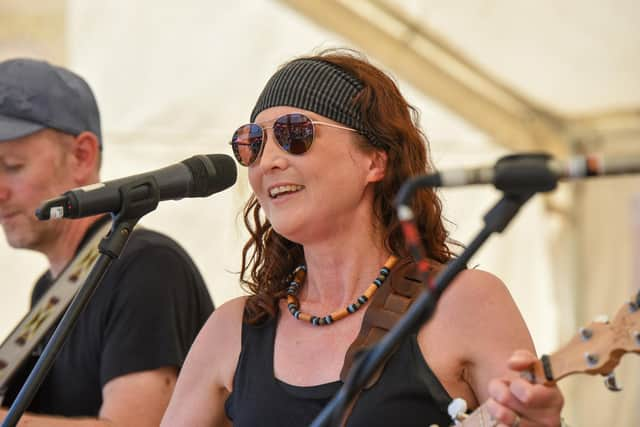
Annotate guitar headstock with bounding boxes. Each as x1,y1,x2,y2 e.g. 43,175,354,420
528,292,640,385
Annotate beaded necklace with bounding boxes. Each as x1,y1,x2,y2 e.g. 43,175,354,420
286,255,398,326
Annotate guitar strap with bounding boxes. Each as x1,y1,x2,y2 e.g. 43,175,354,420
0,220,112,403
339,257,445,425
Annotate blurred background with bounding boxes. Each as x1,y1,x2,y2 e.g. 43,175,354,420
0,1,638,425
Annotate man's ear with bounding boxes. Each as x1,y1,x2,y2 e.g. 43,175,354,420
367,149,388,183
69,131,100,183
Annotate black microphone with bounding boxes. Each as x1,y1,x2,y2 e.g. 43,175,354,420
396,153,640,206
36,154,237,220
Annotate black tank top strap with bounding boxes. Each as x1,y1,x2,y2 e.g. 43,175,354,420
408,333,453,412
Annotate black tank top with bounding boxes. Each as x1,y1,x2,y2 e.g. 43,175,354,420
224,313,453,426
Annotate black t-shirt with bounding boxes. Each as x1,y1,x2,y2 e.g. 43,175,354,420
5,218,214,417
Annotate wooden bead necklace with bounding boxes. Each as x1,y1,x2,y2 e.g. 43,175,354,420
286,255,398,326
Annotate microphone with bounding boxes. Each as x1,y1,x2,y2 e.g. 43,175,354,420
36,154,237,220
396,153,640,206
437,153,640,189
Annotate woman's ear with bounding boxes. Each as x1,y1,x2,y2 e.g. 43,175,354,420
69,131,100,183
367,149,388,183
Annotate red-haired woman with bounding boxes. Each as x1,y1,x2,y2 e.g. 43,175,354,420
162,50,564,427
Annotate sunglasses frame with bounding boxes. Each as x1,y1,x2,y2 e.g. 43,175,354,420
230,112,359,166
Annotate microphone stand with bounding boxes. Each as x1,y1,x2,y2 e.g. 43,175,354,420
310,189,536,427
1,178,161,427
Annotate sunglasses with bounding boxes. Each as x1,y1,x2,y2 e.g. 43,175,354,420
229,113,359,167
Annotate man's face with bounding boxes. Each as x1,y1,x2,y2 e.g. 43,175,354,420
0,130,76,251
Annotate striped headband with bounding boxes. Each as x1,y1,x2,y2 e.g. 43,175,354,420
250,58,380,147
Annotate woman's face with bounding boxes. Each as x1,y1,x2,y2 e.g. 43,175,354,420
247,106,386,245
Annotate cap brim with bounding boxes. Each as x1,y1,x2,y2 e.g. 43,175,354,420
0,114,46,142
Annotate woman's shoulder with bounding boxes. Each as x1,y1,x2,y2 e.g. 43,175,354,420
161,299,247,425
188,296,247,384
213,296,248,321
439,268,510,307
202,296,247,344
425,267,529,344
442,267,533,346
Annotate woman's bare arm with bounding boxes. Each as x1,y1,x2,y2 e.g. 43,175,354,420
160,297,246,427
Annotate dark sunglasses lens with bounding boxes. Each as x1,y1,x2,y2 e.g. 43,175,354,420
231,124,263,166
273,114,313,155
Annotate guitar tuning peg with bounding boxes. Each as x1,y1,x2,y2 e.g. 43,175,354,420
593,314,610,324
585,352,599,366
447,397,468,424
604,372,623,392
579,327,593,340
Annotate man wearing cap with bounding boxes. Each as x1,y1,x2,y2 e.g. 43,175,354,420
0,58,214,426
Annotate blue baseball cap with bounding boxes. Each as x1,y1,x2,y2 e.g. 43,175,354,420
0,58,102,146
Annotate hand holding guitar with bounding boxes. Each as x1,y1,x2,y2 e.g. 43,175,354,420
447,291,640,426
485,350,564,427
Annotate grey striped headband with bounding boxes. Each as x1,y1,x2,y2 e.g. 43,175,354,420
250,58,380,147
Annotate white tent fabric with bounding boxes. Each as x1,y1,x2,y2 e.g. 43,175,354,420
0,1,638,426
388,0,640,114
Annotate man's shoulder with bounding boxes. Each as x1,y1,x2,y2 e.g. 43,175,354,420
121,227,195,264
127,227,182,251
106,226,206,292
98,227,212,312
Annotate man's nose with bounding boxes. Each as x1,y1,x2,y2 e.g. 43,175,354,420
0,177,10,202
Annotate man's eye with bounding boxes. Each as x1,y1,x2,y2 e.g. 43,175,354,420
2,163,24,172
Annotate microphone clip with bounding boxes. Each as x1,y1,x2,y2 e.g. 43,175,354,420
111,177,161,221
493,153,557,194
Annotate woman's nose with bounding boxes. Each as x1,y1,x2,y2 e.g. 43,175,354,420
255,130,287,171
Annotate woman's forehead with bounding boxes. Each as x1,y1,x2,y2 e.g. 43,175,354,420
253,107,325,125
